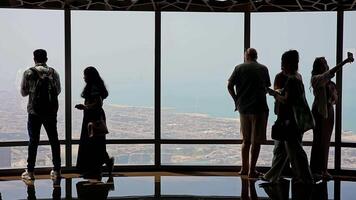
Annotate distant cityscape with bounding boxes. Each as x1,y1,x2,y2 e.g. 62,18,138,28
0,90,356,169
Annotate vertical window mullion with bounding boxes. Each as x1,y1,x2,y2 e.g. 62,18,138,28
335,9,344,173
64,6,72,168
155,10,162,169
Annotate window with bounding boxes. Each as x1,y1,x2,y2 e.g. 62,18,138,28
341,11,356,169
0,9,65,141
72,144,154,166
342,11,356,143
161,12,244,140
161,144,240,165
251,12,337,142
71,11,155,140
160,12,244,167
0,146,65,169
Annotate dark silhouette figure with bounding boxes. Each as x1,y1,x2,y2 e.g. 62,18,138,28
26,183,61,200
264,61,297,183
311,181,328,200
20,49,61,181
75,66,114,181
261,178,318,200
27,184,36,200
265,50,313,185
76,177,114,200
240,177,259,200
228,48,271,178
291,180,313,200
310,55,354,181
260,178,290,200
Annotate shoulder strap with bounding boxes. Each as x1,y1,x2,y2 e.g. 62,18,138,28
29,67,39,79
48,67,54,73
29,67,37,73
47,67,56,78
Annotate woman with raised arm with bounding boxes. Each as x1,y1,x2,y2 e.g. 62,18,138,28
310,54,354,181
75,66,114,181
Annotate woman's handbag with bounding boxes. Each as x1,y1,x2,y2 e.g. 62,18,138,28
271,118,300,141
86,96,109,137
271,119,288,141
88,119,109,138
292,94,315,133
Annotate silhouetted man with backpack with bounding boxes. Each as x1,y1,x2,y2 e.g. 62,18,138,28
20,49,61,181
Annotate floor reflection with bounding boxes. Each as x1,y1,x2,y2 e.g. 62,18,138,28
312,181,328,200
0,173,354,199
259,178,290,200
26,183,61,200
240,178,260,200
76,177,114,200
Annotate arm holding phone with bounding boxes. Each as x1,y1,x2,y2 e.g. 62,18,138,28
267,87,288,103
329,52,354,75
266,87,279,97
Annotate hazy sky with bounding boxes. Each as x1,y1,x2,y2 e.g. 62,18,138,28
0,9,355,131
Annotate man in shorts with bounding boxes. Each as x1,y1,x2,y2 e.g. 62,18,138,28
227,48,270,178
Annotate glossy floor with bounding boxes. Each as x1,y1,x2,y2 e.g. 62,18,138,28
0,172,355,199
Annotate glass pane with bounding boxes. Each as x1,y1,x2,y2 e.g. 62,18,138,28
161,12,244,139
72,144,154,166
341,181,356,200
0,9,65,141
341,147,356,170
71,11,154,140
255,145,334,169
256,145,274,167
327,147,335,169
343,11,356,143
0,145,65,169
251,12,336,142
161,144,240,165
304,146,335,169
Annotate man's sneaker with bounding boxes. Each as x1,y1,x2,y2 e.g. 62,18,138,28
50,170,61,179
21,170,35,181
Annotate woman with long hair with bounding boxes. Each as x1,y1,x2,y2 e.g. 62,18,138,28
310,55,353,181
75,66,114,181
263,50,313,185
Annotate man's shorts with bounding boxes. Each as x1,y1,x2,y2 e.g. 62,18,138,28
240,112,268,144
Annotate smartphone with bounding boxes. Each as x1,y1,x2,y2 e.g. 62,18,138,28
348,52,354,62
266,87,278,96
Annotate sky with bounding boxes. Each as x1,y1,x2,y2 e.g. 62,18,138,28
0,8,355,134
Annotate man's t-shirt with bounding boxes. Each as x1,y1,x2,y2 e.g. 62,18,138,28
228,61,271,114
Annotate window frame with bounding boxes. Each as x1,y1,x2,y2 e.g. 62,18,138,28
0,9,355,177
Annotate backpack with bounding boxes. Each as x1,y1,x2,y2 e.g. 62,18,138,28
30,67,59,115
